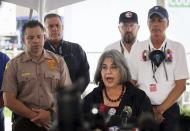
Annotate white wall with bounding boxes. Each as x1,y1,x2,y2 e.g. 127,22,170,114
61,0,156,52
166,0,190,53
57,0,190,54
0,2,16,35
58,0,156,83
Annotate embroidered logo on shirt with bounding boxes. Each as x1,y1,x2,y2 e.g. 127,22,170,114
48,59,57,70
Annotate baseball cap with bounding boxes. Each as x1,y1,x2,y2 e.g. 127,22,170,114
148,5,169,19
119,11,138,24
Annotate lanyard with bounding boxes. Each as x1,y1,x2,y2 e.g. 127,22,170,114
49,41,63,56
120,41,124,55
149,43,168,83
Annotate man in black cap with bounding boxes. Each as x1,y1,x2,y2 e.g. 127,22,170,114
104,11,140,60
128,5,189,131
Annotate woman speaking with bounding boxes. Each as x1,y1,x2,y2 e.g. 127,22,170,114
83,49,153,128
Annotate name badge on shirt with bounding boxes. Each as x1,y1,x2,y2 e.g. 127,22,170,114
149,84,157,92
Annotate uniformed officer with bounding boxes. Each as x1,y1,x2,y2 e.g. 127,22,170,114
2,20,72,131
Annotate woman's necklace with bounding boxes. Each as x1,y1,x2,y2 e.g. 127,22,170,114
104,85,125,103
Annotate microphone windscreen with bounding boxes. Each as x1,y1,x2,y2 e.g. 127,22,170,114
122,106,132,118
108,108,116,116
105,108,117,124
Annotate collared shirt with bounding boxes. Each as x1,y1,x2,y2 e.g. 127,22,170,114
0,52,9,110
0,52,9,91
2,50,72,110
128,38,189,105
104,40,138,60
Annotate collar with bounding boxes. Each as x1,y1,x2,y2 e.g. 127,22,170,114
47,39,63,47
21,50,52,62
120,40,138,48
149,38,167,50
120,40,138,55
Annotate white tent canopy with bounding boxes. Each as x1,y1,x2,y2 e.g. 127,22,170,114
2,0,85,21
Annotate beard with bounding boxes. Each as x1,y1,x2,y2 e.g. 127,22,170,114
122,32,136,44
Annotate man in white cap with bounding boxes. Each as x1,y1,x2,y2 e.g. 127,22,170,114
104,11,140,60
128,5,189,131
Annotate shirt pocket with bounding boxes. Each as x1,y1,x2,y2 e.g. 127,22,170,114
17,74,37,95
44,72,60,92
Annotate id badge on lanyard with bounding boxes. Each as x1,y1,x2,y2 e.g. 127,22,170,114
149,84,157,92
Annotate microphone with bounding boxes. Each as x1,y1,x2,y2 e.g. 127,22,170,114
121,106,132,128
50,80,85,131
106,108,116,124
107,106,133,130
107,115,122,129
86,104,107,131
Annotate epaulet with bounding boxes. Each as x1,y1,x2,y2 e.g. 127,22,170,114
6,51,25,67
45,50,62,62
11,51,25,60
45,49,54,54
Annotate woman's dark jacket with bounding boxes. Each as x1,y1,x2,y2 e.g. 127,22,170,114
83,82,153,124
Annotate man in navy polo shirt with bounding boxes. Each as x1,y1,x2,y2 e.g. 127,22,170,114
0,51,9,131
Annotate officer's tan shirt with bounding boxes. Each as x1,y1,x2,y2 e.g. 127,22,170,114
2,50,72,110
